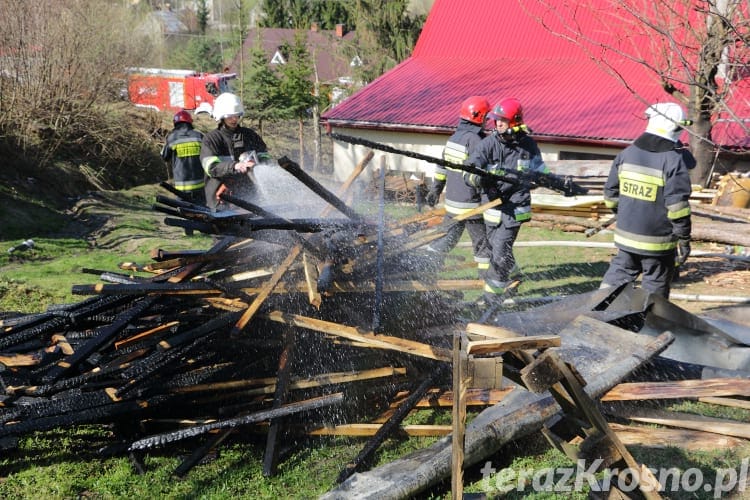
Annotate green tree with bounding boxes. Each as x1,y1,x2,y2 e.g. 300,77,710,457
166,36,225,73
278,32,319,171
259,0,354,30
346,0,424,84
197,0,210,35
241,37,283,135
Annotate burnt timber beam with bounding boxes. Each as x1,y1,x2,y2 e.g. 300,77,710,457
41,296,158,384
263,327,296,477
276,156,362,222
337,369,442,484
128,392,345,450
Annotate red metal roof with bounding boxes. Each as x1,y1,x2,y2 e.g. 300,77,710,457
322,0,749,148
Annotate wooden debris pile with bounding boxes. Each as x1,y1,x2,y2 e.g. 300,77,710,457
0,156,488,478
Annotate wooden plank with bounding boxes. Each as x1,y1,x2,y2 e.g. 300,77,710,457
609,423,748,451
451,330,467,500
114,320,179,349
0,353,41,367
302,253,322,309
130,393,345,450
602,378,750,401
699,396,750,410
389,387,514,408
173,366,407,395
466,335,561,355
623,410,750,440
262,310,452,362
309,424,452,437
545,351,662,499
465,322,524,339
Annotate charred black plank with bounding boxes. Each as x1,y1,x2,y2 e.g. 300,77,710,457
42,296,158,384
276,156,362,222
128,392,344,450
336,369,442,483
263,327,297,477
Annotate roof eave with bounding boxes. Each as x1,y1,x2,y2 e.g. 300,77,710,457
321,119,635,147
322,119,453,135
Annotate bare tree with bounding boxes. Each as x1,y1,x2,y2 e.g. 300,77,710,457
523,0,750,186
0,0,157,159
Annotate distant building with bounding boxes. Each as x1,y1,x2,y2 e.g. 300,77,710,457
230,24,358,103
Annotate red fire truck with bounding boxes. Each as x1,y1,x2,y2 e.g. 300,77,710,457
126,67,237,115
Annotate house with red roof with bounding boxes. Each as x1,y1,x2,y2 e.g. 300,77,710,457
230,23,358,101
321,0,749,182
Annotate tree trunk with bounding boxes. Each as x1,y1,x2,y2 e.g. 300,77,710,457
313,82,322,174
690,112,715,188
298,117,304,171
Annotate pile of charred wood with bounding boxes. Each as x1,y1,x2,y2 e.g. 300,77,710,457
0,156,489,479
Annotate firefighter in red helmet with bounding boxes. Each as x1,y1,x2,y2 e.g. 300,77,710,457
465,97,550,301
425,95,491,277
161,109,206,210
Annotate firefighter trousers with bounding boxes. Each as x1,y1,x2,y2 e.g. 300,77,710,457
600,249,676,298
484,222,520,294
428,217,490,275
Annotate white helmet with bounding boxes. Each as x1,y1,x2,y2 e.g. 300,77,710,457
212,92,244,122
645,102,688,142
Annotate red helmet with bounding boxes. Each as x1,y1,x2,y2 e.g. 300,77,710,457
460,96,491,124
173,109,193,125
488,98,523,128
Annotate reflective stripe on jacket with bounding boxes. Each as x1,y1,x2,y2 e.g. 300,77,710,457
603,133,692,256
161,125,205,192
466,131,547,227
441,120,485,218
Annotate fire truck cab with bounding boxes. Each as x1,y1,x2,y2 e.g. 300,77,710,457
126,67,237,115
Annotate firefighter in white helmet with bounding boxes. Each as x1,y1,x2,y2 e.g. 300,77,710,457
200,92,271,211
599,102,694,298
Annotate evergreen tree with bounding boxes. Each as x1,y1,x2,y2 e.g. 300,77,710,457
278,32,318,170
196,0,210,35
241,37,283,135
259,0,354,31
166,37,225,73
348,0,424,83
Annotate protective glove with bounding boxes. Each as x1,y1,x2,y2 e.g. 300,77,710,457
426,190,439,207
463,171,482,188
676,238,691,267
425,181,444,207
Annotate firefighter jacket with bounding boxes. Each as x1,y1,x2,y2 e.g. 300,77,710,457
603,132,692,256
161,124,205,194
432,120,486,219
466,130,549,228
200,124,268,210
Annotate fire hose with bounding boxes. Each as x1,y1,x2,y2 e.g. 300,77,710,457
327,132,588,197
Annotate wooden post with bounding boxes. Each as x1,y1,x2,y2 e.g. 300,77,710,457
451,329,468,499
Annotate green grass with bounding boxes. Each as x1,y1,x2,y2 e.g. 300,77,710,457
0,196,748,499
